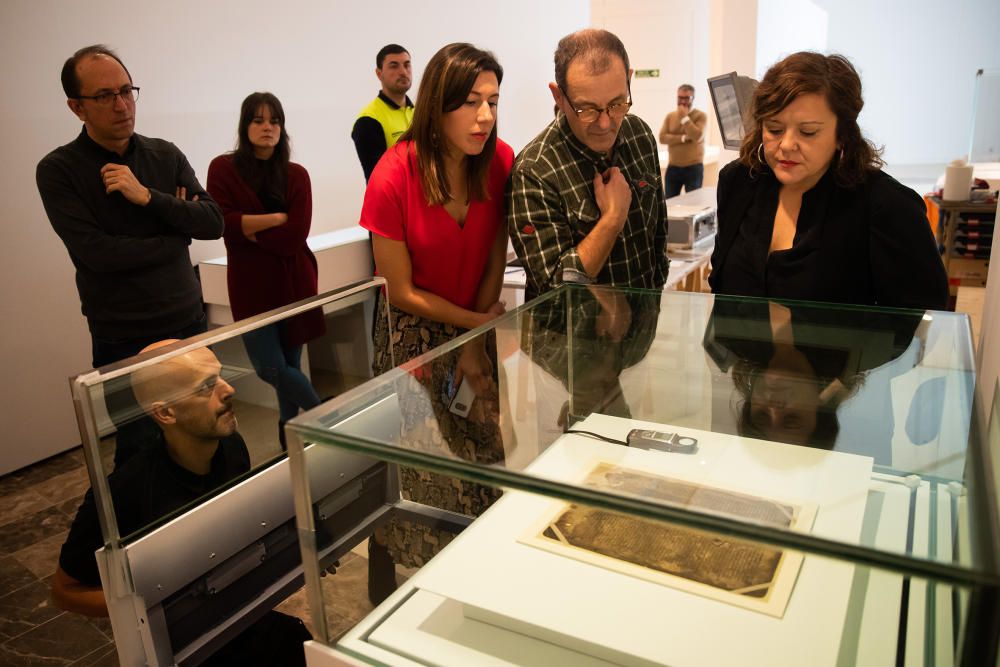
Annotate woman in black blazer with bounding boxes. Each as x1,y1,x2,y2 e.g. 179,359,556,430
709,52,948,310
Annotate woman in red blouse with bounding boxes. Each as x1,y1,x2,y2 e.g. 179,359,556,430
359,43,513,589
362,42,513,388
207,92,323,445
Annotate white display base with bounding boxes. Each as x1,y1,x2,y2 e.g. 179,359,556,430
333,415,954,666
366,589,619,667
417,415,875,667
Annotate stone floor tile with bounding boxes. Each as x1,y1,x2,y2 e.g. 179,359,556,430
0,489,51,531
0,613,108,666
274,587,313,637
0,557,38,599
12,532,68,582
0,580,62,642
319,553,375,634
32,469,91,508
0,452,84,501
69,643,118,666
0,508,73,556
327,613,360,645
87,617,112,643
55,497,85,520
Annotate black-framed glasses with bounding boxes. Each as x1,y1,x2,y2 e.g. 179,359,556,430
76,85,140,106
560,86,632,124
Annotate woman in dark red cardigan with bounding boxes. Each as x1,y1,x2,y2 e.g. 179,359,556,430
207,92,323,444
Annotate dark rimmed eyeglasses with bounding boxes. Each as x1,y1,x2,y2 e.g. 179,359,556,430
559,85,632,124
76,85,140,106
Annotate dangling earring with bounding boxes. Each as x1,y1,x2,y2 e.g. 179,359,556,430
757,143,765,164
431,132,439,148
839,147,845,162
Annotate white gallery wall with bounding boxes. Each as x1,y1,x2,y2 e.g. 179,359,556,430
591,0,711,142
0,0,589,475
754,0,828,80
813,0,1000,166
598,0,999,168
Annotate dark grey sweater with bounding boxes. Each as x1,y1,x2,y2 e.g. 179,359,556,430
37,127,223,338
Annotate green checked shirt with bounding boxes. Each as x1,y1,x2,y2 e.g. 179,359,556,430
507,113,669,300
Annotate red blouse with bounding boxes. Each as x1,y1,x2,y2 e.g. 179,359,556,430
359,139,514,310
206,154,324,346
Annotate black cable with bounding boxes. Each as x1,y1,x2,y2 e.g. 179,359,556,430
565,429,628,446
896,480,919,666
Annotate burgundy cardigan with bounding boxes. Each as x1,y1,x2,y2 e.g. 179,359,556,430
207,154,324,346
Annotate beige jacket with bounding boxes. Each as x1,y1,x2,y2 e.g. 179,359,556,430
659,108,706,167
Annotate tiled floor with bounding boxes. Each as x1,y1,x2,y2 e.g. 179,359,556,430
0,447,118,666
0,286,990,664
956,285,986,350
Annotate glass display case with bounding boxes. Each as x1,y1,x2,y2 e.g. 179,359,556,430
67,279,387,667
286,284,1000,667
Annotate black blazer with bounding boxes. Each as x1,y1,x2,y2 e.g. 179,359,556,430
709,161,949,311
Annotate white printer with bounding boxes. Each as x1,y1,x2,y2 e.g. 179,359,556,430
667,203,716,249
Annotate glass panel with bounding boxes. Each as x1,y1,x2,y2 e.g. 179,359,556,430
296,463,987,666
970,68,1000,163
289,285,994,585
71,281,387,548
81,344,255,545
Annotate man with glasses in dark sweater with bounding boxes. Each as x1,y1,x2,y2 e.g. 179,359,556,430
37,45,223,465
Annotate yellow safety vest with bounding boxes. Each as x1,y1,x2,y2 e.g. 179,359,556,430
356,96,414,148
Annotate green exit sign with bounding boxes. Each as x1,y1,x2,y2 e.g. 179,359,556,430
635,69,660,78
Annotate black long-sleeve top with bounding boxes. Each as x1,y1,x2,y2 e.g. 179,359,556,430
709,161,948,311
37,127,223,338
351,116,388,183
351,92,414,182
59,431,249,587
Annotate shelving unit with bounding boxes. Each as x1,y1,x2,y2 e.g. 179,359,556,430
929,196,996,287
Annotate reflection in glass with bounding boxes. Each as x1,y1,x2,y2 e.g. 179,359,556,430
107,343,252,540
57,344,251,616
375,324,505,569
522,286,661,428
288,285,997,665
704,298,924,456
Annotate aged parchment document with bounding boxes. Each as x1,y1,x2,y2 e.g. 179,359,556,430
522,462,817,617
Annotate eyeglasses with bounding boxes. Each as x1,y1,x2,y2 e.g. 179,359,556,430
560,86,632,124
76,85,140,106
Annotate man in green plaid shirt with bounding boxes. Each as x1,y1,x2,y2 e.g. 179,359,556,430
507,28,669,302
508,29,666,429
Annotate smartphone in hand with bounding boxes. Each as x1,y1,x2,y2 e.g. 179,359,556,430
449,378,475,418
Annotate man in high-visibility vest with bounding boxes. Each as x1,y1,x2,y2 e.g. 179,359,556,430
351,44,414,182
